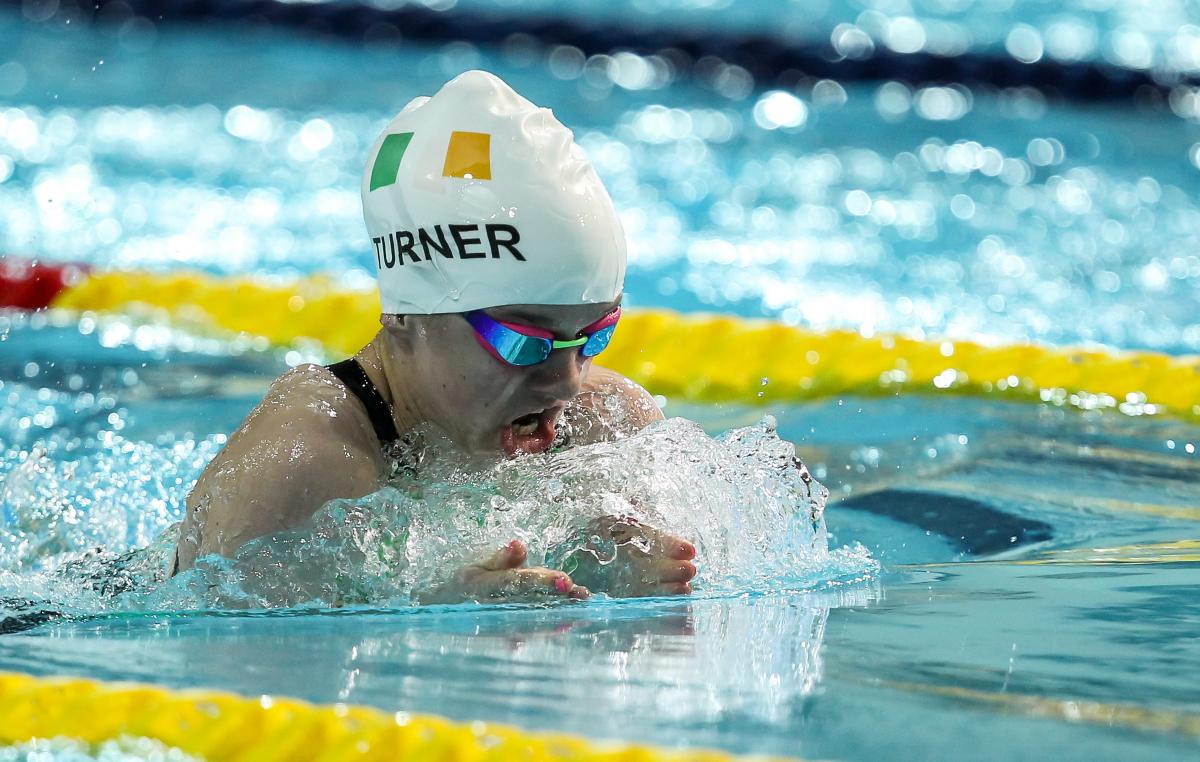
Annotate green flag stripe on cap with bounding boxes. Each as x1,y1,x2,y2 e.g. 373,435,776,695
369,132,414,191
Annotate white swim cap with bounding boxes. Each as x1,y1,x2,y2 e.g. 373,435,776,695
361,70,627,315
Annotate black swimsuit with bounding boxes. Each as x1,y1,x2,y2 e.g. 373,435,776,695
325,358,401,447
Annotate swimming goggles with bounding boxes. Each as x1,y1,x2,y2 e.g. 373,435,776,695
464,307,621,366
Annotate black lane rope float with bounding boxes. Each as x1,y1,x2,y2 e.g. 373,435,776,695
9,0,1197,102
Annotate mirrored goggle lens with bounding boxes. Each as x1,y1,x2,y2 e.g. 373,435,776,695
581,323,617,357
493,331,552,366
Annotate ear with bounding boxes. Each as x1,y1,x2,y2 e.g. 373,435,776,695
380,313,418,351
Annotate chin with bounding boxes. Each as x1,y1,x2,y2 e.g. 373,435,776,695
419,418,494,457
460,427,503,456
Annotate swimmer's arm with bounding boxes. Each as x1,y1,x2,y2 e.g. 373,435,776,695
175,410,383,571
563,365,663,446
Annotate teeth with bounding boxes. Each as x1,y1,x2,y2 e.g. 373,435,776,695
511,408,550,438
514,421,538,436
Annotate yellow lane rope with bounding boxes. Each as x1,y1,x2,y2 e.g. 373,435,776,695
0,672,760,762
49,270,1200,420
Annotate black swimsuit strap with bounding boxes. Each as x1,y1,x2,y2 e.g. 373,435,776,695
326,358,401,446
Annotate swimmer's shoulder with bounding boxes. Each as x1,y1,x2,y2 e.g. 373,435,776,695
179,364,387,566
196,367,384,492
261,362,391,466
565,365,664,444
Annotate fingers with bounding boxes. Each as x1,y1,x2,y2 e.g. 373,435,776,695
634,559,696,597
619,524,696,561
604,559,696,599
536,569,589,600
435,547,593,604
568,584,591,600
489,567,590,601
640,530,696,561
474,540,527,572
666,537,697,560
655,560,697,584
590,516,696,561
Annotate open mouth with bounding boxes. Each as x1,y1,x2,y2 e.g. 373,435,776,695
512,412,540,436
499,407,560,457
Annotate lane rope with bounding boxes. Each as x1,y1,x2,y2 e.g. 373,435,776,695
19,266,1198,422
7,0,1188,102
0,671,757,761
877,678,1200,738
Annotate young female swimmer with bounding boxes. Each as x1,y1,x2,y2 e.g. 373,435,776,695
172,71,698,602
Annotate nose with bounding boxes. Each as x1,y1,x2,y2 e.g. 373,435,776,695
530,347,587,401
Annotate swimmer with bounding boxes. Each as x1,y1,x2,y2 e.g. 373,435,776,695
172,71,698,603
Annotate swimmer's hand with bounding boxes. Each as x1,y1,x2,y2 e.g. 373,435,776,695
559,517,697,598
415,540,591,605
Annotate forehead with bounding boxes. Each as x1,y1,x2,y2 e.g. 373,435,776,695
487,298,621,332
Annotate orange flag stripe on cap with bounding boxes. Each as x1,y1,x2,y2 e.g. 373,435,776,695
443,130,492,179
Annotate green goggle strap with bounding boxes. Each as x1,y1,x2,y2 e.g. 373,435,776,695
550,336,589,349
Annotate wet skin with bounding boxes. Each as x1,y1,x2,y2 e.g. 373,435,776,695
174,301,699,602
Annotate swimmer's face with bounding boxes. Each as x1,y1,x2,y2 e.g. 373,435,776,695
388,298,621,456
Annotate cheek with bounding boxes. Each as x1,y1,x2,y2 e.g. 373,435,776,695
417,324,536,428
432,347,512,416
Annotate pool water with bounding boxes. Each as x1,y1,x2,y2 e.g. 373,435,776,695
2,321,1198,760
446,0,1200,78
7,9,1200,353
3,5,1200,761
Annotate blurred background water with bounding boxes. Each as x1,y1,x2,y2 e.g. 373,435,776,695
5,1,1200,350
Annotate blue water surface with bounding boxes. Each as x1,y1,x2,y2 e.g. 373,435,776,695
2,7,1200,762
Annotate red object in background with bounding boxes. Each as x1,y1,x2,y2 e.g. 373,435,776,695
0,257,90,310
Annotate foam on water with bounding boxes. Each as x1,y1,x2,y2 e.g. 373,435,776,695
0,736,200,762
0,409,876,620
